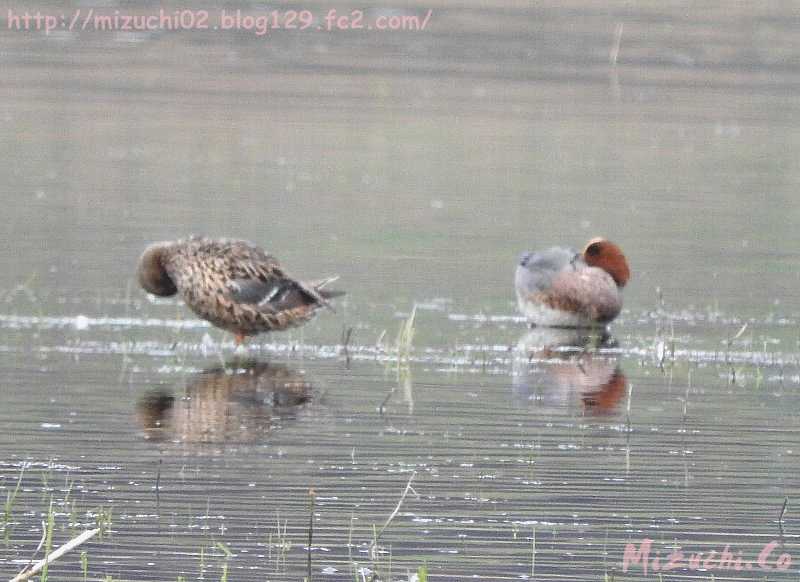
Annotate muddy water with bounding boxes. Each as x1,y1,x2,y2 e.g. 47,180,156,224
2,1,800,580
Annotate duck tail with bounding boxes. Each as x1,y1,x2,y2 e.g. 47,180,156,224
300,276,345,309
312,276,346,299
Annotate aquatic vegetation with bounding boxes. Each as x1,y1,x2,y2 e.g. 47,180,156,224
306,488,316,580
10,511,99,582
2,463,24,541
214,541,232,582
43,498,55,579
267,511,292,559
94,506,113,539
80,550,88,581
370,472,417,560
395,305,417,366
3,465,103,582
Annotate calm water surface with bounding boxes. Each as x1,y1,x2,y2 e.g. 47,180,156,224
1,1,800,580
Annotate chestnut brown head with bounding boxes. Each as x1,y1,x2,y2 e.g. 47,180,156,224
137,242,178,297
582,238,630,288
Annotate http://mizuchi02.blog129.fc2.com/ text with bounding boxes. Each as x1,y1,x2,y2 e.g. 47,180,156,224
6,8,434,35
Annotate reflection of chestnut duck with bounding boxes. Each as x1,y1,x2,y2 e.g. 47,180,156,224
137,361,312,444
550,357,626,413
513,329,626,414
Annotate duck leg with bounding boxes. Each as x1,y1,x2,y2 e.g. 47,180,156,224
234,332,247,346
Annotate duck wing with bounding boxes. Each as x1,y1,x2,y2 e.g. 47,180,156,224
218,240,332,313
515,246,580,295
227,276,321,313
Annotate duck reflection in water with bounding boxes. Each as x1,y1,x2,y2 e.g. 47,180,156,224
137,360,313,444
512,327,627,415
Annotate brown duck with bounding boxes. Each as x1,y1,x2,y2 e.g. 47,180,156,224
137,237,343,344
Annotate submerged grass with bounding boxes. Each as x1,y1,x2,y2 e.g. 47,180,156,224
369,471,417,560
4,465,108,582
94,505,113,539
41,496,55,581
3,463,25,541
395,306,417,367
214,541,232,582
81,549,89,581
268,510,292,559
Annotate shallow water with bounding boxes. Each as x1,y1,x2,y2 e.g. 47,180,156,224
2,1,800,580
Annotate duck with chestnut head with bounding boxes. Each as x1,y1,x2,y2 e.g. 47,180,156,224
514,238,630,327
137,237,343,344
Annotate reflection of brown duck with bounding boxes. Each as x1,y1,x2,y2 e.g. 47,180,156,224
137,361,312,444
513,329,626,414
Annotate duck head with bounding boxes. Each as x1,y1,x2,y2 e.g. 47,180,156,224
137,242,178,296
582,238,630,288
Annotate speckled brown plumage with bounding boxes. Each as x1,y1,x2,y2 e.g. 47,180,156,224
137,237,343,339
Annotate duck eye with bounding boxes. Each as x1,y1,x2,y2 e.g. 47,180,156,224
585,243,602,256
